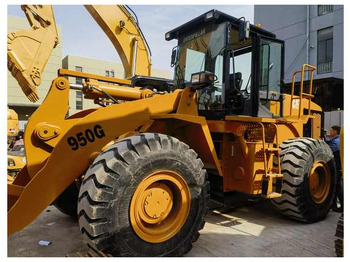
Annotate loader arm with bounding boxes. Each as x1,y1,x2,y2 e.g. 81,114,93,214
8,75,182,235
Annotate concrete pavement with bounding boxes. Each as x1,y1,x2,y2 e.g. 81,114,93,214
8,199,339,257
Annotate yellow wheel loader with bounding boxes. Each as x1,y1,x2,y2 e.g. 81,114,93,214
8,7,336,257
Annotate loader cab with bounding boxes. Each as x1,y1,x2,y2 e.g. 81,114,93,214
166,9,284,119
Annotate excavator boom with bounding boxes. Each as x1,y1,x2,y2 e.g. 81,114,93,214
85,5,152,78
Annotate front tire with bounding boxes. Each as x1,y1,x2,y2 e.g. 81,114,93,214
272,138,336,222
77,133,208,256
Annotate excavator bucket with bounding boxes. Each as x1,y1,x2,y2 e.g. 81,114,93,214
7,5,58,102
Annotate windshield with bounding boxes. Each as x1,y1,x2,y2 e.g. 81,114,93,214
174,23,226,110
174,23,226,89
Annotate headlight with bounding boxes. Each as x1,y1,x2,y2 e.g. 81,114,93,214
191,73,200,84
190,71,215,89
8,158,15,166
22,157,26,164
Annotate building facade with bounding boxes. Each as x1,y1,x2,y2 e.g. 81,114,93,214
7,16,62,130
254,5,344,112
62,55,170,116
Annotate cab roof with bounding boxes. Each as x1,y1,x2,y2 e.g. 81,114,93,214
165,9,276,41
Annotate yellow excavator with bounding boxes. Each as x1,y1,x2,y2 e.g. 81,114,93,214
8,6,336,257
7,108,24,183
7,108,19,147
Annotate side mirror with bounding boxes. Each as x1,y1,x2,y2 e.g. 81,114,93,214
239,21,250,41
171,47,178,67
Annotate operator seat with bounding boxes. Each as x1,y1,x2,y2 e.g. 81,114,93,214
226,72,244,111
229,72,243,90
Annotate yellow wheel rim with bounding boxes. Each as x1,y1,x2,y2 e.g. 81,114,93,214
308,161,331,204
130,170,191,243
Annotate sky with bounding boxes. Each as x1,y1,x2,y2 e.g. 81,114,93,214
7,5,254,76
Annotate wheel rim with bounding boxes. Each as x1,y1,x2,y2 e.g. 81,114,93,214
308,161,331,204
130,170,191,243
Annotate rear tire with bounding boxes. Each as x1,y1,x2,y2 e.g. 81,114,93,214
77,133,209,256
272,138,336,222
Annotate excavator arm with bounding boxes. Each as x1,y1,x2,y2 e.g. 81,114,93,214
7,5,152,103
85,5,152,78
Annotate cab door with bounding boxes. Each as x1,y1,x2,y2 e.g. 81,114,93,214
255,36,284,118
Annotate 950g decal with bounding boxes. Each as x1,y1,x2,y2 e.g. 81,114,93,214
67,124,106,151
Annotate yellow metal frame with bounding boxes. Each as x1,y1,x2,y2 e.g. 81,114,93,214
58,68,132,86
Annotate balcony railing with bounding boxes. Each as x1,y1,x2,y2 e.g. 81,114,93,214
317,61,333,74
318,5,333,16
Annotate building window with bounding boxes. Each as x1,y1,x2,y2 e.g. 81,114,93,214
75,66,83,85
317,27,333,74
105,70,110,77
76,90,83,110
318,5,333,16
110,70,115,77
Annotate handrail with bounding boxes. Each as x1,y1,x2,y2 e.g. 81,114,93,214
289,64,316,118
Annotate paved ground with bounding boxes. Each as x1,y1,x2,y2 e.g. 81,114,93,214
8,199,340,257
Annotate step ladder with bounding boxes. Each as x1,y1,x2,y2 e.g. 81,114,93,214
288,64,316,119
258,123,283,198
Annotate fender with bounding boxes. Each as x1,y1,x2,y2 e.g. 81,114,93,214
145,114,223,176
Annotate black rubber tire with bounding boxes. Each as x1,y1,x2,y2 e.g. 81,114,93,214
335,213,344,257
77,133,209,256
271,137,336,223
53,181,79,218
